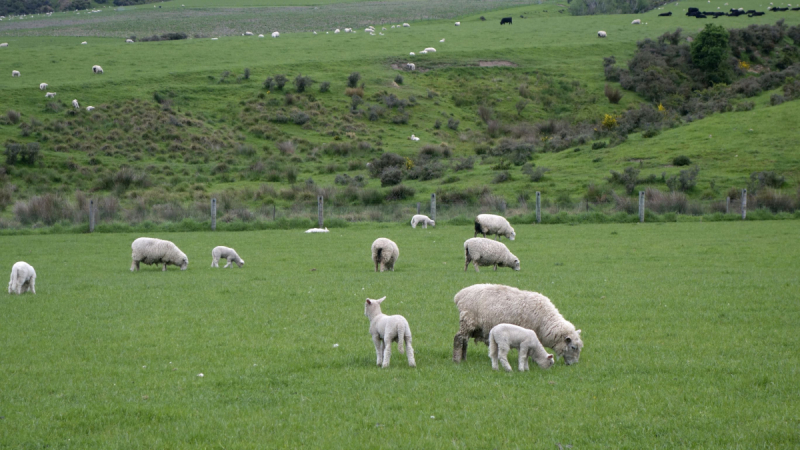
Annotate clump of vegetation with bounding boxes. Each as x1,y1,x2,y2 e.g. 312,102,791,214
666,166,700,192
604,84,623,104
672,155,692,166
319,81,331,93
347,72,361,88
609,167,640,194
394,74,403,85
522,164,549,182
294,74,313,93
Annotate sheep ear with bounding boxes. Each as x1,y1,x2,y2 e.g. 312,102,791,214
576,329,582,335
547,354,554,360
365,299,372,305
376,296,386,303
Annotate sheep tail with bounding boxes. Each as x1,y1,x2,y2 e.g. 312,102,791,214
397,324,407,354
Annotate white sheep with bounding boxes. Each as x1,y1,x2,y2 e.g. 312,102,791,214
92,65,103,74
598,30,607,37
8,261,36,295
489,323,554,371
464,237,520,272
335,29,340,33
474,214,515,240
86,106,95,111
72,99,79,109
409,134,420,141
631,19,641,24
126,38,134,43
439,38,445,42
364,296,415,368
12,70,20,77
371,238,399,272
419,50,428,55
423,47,436,52
245,31,254,36
304,227,329,233
81,41,87,44
258,34,264,38
364,28,373,32
211,37,219,40
131,237,188,271
406,62,416,70
402,23,410,27
211,246,245,268
0,43,8,47
39,82,48,90
45,92,56,98
271,31,279,38
452,284,584,365
455,21,461,26
410,214,434,228
409,52,415,56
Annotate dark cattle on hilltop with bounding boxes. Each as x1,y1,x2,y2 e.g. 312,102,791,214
687,7,700,15
500,17,512,25
658,11,672,16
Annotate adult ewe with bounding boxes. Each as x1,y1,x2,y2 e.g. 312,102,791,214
8,261,36,294
271,31,280,38
489,323,554,371
598,30,607,37
364,296,416,368
92,65,103,74
464,237,520,272
406,62,416,70
452,284,583,365
0,43,8,47
631,18,642,24
126,38,134,43
131,237,188,271
211,246,244,268
371,237,399,272
45,92,56,98
86,106,95,111
474,214,516,240
410,214,434,228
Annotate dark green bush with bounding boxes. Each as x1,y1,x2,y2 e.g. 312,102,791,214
672,155,691,166
380,167,403,187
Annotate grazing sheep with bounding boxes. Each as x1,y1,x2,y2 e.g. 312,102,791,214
409,52,415,56
258,34,264,37
410,214,435,229
12,70,20,77
0,43,8,47
402,23,410,27
455,21,461,25
271,31,280,38
631,18,642,24
419,50,428,54
423,47,436,52
440,38,445,42
86,106,95,111
409,134,420,141
452,284,583,365
92,65,103,74
211,246,245,268
489,323,554,371
245,31,254,36
364,296,415,368
72,99,79,109
406,62,416,70
39,82,48,90
474,214,516,240
130,237,189,272
8,261,36,295
304,227,329,233
598,30,607,37
45,92,56,98
126,38,134,43
371,238,399,272
464,237,520,272
211,37,219,40
81,41,87,44
335,28,340,33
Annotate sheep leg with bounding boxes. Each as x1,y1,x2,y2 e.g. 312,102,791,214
29,278,35,294
131,260,139,272
473,261,481,273
211,258,217,268
224,258,232,268
493,264,498,271
374,260,379,272
162,263,167,271
453,333,469,362
519,345,529,371
489,339,499,370
498,344,513,372
381,339,392,368
373,335,384,366
405,336,416,367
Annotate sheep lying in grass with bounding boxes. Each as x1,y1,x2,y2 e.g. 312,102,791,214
410,214,434,228
371,238,399,272
453,284,583,365
86,106,94,111
455,21,461,25
305,227,329,233
126,38,134,43
81,41,87,44
131,237,188,271
211,246,244,268
489,323,554,371
464,237,519,272
45,92,56,98
474,214,515,240
0,43,8,47
8,261,36,295
364,296,415,368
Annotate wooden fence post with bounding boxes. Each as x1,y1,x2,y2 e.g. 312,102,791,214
535,191,541,224
741,188,747,220
211,198,217,231
89,199,95,233
639,191,645,223
430,193,436,221
273,204,276,221
318,195,324,228
726,196,730,214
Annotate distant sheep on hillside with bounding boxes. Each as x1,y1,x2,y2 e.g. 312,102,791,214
598,30,607,37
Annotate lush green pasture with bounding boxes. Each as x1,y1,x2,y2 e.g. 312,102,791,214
1,221,798,448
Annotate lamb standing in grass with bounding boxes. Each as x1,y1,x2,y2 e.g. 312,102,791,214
364,296,415,368
474,213,516,240
92,65,103,74
12,70,20,77
410,214,434,229
131,237,188,271
464,238,520,272
211,246,244,268
371,238,399,272
39,82,48,90
453,284,583,365
8,261,36,295
489,323,554,371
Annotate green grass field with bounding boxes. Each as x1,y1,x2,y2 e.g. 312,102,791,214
1,221,798,447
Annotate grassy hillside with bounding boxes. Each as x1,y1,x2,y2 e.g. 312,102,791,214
1,0,799,228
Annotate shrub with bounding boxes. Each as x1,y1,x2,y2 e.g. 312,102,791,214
243,68,250,80
477,105,493,123
691,24,731,85
368,153,405,177
294,74,313,93
491,139,535,165
319,81,331,93
487,120,501,138
770,94,785,106
347,72,361,88
345,87,364,97
273,74,288,90
386,184,415,201
277,140,296,155
666,166,700,192
609,166,640,194
434,119,441,129
447,118,460,130
522,163,549,182
286,167,298,184
6,110,21,124
749,171,785,190
658,28,683,46
515,99,530,116
756,189,795,213
604,84,623,104
407,160,444,181
359,189,384,205
395,74,403,85
592,141,608,150
291,111,310,125
263,77,274,89
380,167,404,186
453,156,475,172
13,193,74,225
642,128,660,138
492,171,511,184
672,155,691,166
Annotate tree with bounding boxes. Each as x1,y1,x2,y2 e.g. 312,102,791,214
691,24,731,85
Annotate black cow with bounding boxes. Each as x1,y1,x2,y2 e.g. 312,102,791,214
749,11,765,16
695,14,707,18
792,7,800,10
658,11,672,16
687,7,700,15
500,17,512,25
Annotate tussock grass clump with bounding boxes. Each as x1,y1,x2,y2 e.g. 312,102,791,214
6,110,21,125
604,84,623,104
13,193,74,225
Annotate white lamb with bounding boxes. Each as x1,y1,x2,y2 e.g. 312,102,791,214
598,30,607,38
371,237,399,272
211,37,219,40
305,227,329,233
245,31,254,36
130,237,188,271
335,29,340,33
81,41,87,44
126,38,134,43
211,246,244,268
489,323,554,371
8,261,36,295
364,296,415,368
72,99,79,109
406,62,416,70
12,70,20,77
0,43,8,47
86,106,95,111
419,50,428,55
631,19,641,24
271,31,280,38
440,39,445,42
410,214,434,228
455,21,461,26
409,52,415,56
474,213,515,240
403,23,410,27
45,92,56,98
464,237,519,272
92,65,103,74
453,284,583,365
39,82,48,90
424,47,436,52
258,34,264,37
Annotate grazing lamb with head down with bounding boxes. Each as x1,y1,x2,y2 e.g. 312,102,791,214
272,31,280,38
455,21,461,26
464,237,519,272
410,214,434,228
489,323,554,371
453,284,583,365
371,237,399,272
598,30,607,37
86,106,94,111
8,261,36,295
12,70,20,77
72,99,79,109
211,246,244,268
631,18,642,24
1,43,8,47
474,213,515,240
45,92,56,98
92,65,103,74
126,38,134,43
131,237,188,271
39,82,48,90
364,296,415,368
